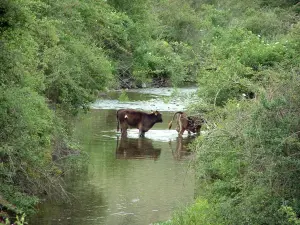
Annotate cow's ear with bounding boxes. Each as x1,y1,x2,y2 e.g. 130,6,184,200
155,111,158,116
150,110,154,114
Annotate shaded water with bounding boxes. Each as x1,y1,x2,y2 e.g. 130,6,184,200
29,88,197,225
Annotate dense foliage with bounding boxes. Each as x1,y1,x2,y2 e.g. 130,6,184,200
1,0,300,223
165,0,300,224
0,0,200,219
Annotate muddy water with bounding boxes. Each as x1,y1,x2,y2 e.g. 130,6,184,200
29,88,197,225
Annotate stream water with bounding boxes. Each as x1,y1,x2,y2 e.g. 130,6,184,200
29,87,198,225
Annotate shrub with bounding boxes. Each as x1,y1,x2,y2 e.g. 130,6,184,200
192,73,300,224
0,87,58,214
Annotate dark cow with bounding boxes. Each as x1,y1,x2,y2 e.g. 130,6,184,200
168,111,204,136
116,109,163,137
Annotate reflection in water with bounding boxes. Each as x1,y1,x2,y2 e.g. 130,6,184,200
116,137,161,160
169,136,195,161
29,100,195,225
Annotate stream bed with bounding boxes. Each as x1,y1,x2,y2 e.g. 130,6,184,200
29,87,198,225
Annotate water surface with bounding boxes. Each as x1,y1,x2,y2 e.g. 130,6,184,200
29,88,197,225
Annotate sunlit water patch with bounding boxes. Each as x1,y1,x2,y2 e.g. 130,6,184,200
126,87,197,96
112,129,196,142
91,87,198,111
29,89,197,225
91,99,186,111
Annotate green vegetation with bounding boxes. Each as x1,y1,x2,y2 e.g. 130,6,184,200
1,0,300,224
118,90,130,102
0,0,199,221
158,0,300,224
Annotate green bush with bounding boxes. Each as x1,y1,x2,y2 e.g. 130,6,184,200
192,72,300,224
133,40,195,85
0,87,55,214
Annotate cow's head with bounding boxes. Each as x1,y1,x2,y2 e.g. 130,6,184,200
187,117,205,133
151,110,163,123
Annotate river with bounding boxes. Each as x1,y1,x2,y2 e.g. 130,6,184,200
29,87,197,225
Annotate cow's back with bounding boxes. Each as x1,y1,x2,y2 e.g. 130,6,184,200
125,110,143,127
117,109,143,128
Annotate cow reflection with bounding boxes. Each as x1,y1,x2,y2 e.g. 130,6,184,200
116,137,161,160
169,136,195,160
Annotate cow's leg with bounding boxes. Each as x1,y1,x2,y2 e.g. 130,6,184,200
138,123,145,137
139,128,145,137
173,113,179,134
179,128,185,136
139,131,145,137
178,114,184,135
121,124,128,137
176,125,180,133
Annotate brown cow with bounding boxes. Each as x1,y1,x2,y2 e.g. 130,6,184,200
168,111,204,136
116,109,163,137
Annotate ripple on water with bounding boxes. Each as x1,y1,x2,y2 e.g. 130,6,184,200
131,198,140,203
110,211,135,216
91,99,186,111
101,129,196,142
91,87,198,112
126,87,197,96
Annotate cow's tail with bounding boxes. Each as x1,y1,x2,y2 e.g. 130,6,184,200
168,111,183,129
116,109,120,132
